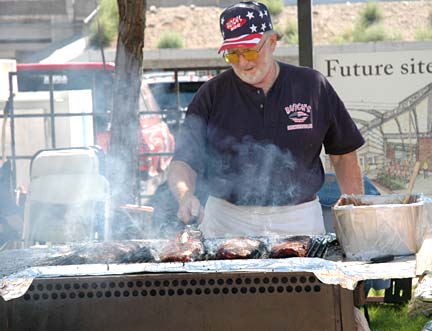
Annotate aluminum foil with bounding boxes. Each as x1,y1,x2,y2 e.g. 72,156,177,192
0,255,416,301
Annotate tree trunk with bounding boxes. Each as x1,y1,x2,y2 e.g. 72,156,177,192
108,0,146,209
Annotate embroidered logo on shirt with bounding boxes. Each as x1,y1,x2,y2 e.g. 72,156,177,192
284,103,313,131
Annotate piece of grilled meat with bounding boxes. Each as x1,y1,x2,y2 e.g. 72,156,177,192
160,227,204,262
215,237,266,260
41,241,159,265
269,236,311,258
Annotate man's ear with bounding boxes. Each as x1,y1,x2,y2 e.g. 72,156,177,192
269,35,277,52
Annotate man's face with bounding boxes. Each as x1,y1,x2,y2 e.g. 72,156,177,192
229,34,277,87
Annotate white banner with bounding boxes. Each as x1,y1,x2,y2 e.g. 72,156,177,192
315,44,432,105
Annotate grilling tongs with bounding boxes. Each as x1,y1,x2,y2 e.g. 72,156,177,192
187,215,200,230
177,215,202,244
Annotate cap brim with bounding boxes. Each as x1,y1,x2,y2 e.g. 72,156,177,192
217,32,263,54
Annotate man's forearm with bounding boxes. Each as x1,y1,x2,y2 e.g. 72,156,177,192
330,151,364,195
167,160,198,202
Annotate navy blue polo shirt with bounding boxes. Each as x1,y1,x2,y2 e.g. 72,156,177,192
174,62,364,206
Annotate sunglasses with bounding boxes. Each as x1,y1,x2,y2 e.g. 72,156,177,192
223,37,268,64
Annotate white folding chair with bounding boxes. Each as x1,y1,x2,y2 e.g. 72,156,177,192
22,148,110,246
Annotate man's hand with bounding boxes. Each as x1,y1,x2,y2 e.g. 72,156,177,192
167,161,204,224
177,192,204,224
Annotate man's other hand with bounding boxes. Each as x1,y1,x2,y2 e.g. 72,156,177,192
177,192,204,224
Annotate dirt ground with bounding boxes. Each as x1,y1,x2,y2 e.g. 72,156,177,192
143,1,431,49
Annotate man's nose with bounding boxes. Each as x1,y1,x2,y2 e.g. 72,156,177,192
237,53,249,66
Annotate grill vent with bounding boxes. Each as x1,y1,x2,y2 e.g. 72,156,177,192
23,274,321,301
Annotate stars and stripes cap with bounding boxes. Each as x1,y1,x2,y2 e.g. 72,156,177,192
218,1,277,54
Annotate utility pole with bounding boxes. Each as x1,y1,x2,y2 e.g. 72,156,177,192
108,0,146,210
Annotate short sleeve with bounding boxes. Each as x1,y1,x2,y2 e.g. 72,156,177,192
322,78,365,155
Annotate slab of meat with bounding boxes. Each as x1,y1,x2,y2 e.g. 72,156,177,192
41,241,159,265
215,237,267,260
160,227,204,262
160,240,204,262
41,241,141,265
118,246,159,263
269,236,311,258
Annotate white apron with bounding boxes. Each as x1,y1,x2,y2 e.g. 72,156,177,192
199,196,325,238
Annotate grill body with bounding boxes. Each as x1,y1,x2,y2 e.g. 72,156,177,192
0,272,355,331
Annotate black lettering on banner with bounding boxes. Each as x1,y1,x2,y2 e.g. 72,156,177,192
340,66,351,77
375,64,384,75
353,64,361,76
418,60,426,74
410,58,416,74
384,64,394,75
401,63,409,75
324,59,394,78
400,58,432,75
326,59,339,78
325,57,432,78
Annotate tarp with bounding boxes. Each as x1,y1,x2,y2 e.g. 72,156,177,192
318,173,380,208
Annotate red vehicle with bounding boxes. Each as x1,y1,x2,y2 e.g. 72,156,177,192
15,62,175,177
136,81,175,177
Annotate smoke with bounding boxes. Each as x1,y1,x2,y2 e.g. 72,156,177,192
203,133,303,207
26,171,109,244
227,135,297,206
5,61,174,247
175,113,314,207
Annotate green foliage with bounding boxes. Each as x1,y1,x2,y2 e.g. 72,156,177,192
414,28,432,41
261,0,284,17
376,172,405,190
332,2,391,44
366,303,429,331
331,28,354,44
333,24,389,44
388,30,403,41
283,20,298,44
359,1,384,28
88,0,118,48
353,24,388,42
156,31,184,49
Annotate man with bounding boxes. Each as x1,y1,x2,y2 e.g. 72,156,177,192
168,1,364,238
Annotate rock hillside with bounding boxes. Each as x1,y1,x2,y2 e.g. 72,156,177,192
143,1,431,49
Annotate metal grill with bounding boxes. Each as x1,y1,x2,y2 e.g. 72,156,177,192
23,274,322,302
1,272,355,331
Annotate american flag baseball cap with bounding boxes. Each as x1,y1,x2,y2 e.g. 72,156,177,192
218,2,278,54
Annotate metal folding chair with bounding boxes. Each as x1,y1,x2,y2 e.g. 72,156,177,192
22,147,109,246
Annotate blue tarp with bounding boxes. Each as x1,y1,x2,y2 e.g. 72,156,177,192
318,173,381,207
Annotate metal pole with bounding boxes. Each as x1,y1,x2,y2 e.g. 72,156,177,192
92,74,96,144
174,70,181,131
297,0,314,68
49,73,56,148
8,72,17,189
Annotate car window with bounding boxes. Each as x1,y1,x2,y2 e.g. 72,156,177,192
147,81,205,110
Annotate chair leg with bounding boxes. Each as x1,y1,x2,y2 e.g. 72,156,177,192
363,305,371,326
